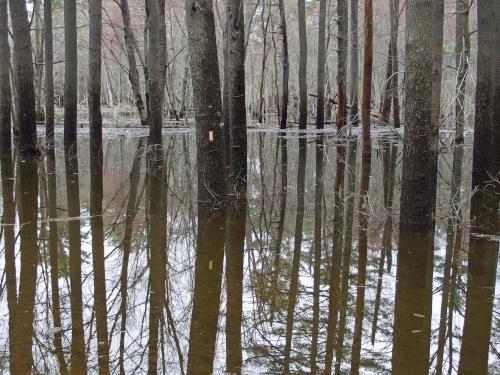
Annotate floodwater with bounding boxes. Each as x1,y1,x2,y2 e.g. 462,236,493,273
0,128,498,374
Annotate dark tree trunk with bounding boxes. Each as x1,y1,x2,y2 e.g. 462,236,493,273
316,0,327,128
34,0,45,122
337,0,348,130
0,0,11,149
119,0,148,125
64,0,78,146
349,0,359,125
88,1,110,372
361,0,372,146
390,0,401,128
185,0,226,208
297,0,307,129
8,0,37,153
278,0,289,129
45,0,55,147
147,0,164,140
399,0,437,227
226,0,247,191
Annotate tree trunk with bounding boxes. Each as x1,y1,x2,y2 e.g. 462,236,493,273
349,0,359,125
119,0,148,125
147,0,164,141
227,0,247,190
337,0,348,130
45,0,55,146
297,0,307,128
34,0,45,122
258,5,271,124
278,0,289,129
8,0,37,153
88,0,110,372
316,0,327,128
361,0,372,145
390,0,401,128
454,0,469,143
399,0,437,227
64,0,78,146
0,0,11,149
185,0,226,208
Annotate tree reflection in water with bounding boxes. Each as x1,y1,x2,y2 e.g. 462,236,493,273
0,130,497,374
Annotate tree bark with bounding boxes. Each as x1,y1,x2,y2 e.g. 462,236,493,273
64,0,78,146
361,0,372,145
185,0,226,208
34,0,45,122
278,0,289,129
349,0,359,125
316,0,327,128
8,0,37,153
45,0,55,146
337,0,348,130
0,0,11,149
297,0,307,128
454,0,469,143
399,0,437,227
147,0,164,141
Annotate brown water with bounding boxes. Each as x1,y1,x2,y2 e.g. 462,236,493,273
0,129,498,374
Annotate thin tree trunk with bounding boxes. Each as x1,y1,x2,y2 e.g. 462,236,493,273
64,0,78,146
297,0,307,128
390,0,401,128
337,0,348,130
34,0,45,122
349,0,359,125
316,0,327,128
45,0,55,146
361,0,372,146
278,0,289,129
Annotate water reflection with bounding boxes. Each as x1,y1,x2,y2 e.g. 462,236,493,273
0,131,497,374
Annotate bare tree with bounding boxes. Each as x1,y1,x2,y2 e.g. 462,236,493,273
0,0,11,148
349,0,359,125
44,0,55,146
278,0,289,129
337,0,348,130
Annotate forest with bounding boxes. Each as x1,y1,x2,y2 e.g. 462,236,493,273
0,0,499,374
